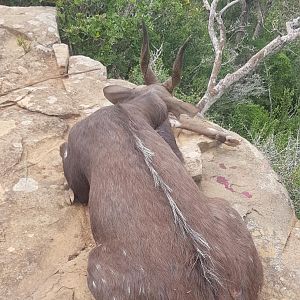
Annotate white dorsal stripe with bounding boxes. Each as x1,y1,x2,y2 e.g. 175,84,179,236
133,134,222,290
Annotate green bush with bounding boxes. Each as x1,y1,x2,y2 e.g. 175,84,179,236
210,103,277,141
253,133,300,218
55,0,211,90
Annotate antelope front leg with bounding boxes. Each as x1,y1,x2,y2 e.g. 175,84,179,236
170,114,241,147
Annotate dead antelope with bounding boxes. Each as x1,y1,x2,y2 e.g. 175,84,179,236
60,23,263,300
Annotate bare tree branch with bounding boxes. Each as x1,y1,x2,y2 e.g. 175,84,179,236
220,0,242,16
235,0,248,44
198,0,241,115
197,1,300,116
206,0,219,53
202,0,211,11
201,1,228,96
151,43,163,66
252,0,273,39
287,17,300,34
252,0,264,39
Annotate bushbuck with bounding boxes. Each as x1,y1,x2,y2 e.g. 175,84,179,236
60,23,263,300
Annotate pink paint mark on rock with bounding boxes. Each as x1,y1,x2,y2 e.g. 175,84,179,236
219,163,227,169
230,166,237,169
242,191,253,199
216,176,235,192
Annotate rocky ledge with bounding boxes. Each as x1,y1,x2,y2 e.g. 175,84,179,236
0,5,299,300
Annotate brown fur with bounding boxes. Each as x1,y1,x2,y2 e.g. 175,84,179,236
61,84,263,300
156,119,183,161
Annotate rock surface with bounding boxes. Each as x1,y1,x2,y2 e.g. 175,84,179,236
176,130,299,300
0,6,93,300
0,5,299,300
53,43,69,74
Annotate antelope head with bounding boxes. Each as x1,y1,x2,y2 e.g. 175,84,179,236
104,22,240,146
103,22,198,118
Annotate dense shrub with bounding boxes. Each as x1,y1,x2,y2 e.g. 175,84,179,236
253,133,300,217
224,103,276,140
55,0,211,91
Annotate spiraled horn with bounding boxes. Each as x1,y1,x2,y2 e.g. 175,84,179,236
163,35,191,93
140,21,159,85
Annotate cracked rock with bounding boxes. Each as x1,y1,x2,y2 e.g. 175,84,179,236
16,83,79,118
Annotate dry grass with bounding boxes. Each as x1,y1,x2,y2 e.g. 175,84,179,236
251,130,300,217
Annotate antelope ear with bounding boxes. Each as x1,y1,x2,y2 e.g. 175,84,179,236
103,85,134,104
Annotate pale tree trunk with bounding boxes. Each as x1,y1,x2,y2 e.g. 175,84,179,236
252,0,263,39
197,0,300,116
252,0,273,40
235,0,249,44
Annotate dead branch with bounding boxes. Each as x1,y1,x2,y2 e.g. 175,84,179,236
252,0,273,40
197,0,300,116
220,0,242,16
235,0,248,44
198,0,242,115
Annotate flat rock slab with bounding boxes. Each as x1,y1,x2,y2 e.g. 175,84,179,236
0,5,59,49
63,56,110,113
63,63,136,115
0,106,93,300
16,84,79,118
0,5,60,96
0,107,67,177
0,5,94,300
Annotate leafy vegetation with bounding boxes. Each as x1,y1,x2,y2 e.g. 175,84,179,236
3,0,300,216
